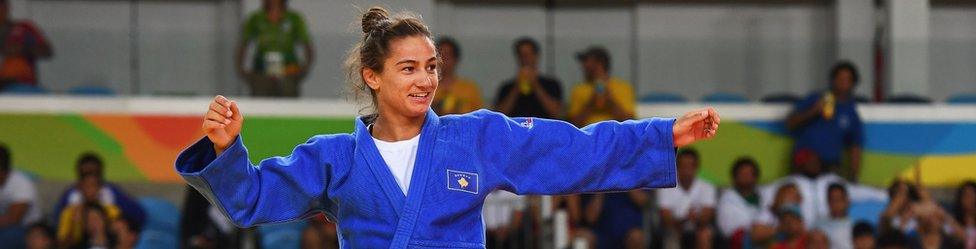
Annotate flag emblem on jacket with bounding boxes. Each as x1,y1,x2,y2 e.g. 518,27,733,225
447,169,478,194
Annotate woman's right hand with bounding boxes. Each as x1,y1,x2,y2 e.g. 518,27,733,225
203,95,243,155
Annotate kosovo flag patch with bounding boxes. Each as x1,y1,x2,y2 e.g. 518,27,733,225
447,169,479,194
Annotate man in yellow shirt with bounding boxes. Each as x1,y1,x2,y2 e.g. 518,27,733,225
567,46,636,127
433,37,484,115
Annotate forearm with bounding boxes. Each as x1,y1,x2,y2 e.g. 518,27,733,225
607,97,634,121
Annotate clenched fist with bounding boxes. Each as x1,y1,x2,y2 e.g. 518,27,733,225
202,95,243,155
672,107,720,148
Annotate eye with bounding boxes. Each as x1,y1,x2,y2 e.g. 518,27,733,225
401,67,415,73
426,64,437,72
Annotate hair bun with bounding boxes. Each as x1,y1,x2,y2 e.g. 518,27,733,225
362,7,390,34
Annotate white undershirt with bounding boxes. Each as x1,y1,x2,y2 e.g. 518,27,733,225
372,133,421,195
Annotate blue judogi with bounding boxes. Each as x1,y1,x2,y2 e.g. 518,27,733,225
176,109,677,248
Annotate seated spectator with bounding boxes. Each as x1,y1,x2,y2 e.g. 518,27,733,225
26,223,55,249
0,0,53,89
771,205,808,249
881,179,920,234
851,222,876,249
806,230,829,249
180,185,246,249
494,37,563,119
815,183,854,249
0,143,42,249
760,148,886,228
567,46,635,127
56,174,122,248
482,190,527,249
432,37,483,115
53,153,145,231
953,181,976,248
717,157,763,238
656,149,716,249
70,203,116,249
748,183,803,247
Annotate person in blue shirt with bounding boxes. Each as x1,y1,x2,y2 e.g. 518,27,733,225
176,7,720,248
786,61,864,181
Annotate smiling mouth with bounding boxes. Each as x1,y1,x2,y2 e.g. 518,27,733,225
408,92,430,98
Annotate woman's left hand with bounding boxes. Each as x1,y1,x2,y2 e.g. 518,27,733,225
672,107,720,147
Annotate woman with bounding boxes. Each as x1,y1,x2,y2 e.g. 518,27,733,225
954,181,976,248
177,7,719,248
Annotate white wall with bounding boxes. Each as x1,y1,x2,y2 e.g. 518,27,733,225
929,7,976,101
22,1,975,102
637,4,835,101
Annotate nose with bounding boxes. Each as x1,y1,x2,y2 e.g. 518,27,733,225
419,72,435,88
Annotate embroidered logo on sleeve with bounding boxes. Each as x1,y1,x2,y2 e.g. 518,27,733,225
519,118,534,129
447,169,479,194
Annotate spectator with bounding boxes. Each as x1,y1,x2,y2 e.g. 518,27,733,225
717,157,763,238
26,223,55,249
749,183,802,247
482,191,526,249
786,61,864,181
65,203,116,249
493,37,563,119
56,174,122,248
954,181,976,248
236,0,314,97
432,36,483,115
815,183,853,249
0,0,52,90
881,166,966,248
657,148,716,249
759,148,885,228
851,222,876,249
0,143,42,249
52,153,145,232
566,46,635,127
771,205,808,249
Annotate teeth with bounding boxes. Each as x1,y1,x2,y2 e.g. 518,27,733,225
409,93,429,97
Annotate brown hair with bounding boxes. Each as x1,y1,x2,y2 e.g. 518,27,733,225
344,6,432,117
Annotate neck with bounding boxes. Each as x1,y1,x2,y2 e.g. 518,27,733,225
371,110,425,142
679,179,693,190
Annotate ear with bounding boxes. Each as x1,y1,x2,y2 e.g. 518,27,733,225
363,68,381,91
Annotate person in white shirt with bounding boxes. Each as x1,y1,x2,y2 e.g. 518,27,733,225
657,149,716,249
0,144,42,249
759,148,886,228
717,157,762,238
816,183,854,249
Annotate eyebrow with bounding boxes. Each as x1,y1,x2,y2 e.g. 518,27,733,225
395,56,438,66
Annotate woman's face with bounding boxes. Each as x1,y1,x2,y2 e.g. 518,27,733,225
365,35,439,119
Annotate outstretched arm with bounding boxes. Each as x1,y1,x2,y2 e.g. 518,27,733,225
479,108,719,195
176,96,334,227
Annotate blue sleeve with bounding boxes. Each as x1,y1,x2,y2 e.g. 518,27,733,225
472,110,677,195
175,135,334,227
